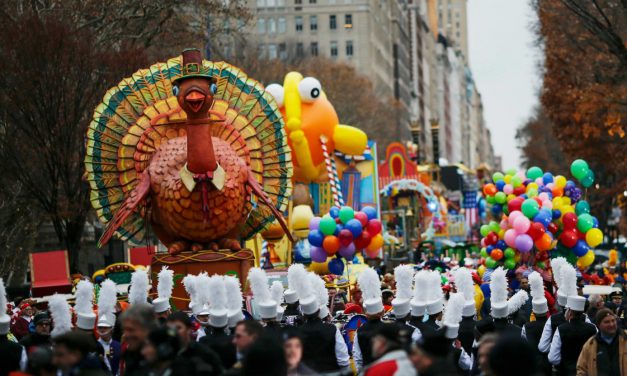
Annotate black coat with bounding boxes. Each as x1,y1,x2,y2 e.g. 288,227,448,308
0,336,22,376
173,341,224,376
300,317,342,372
199,327,237,369
19,332,51,353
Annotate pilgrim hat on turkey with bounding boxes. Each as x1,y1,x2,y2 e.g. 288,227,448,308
173,49,215,84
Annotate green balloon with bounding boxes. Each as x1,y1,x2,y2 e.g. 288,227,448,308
511,176,523,188
536,261,545,269
506,168,518,176
480,248,488,258
581,169,595,188
527,188,538,198
480,225,490,237
527,166,543,180
570,159,589,180
521,199,540,218
504,259,516,270
319,215,337,235
495,192,507,204
490,222,501,233
486,196,496,204
338,206,355,224
486,257,497,269
575,201,590,216
577,213,594,233
504,247,515,259
492,172,504,182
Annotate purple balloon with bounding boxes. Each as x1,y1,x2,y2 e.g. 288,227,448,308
515,234,534,253
309,217,321,231
310,246,327,263
338,243,356,259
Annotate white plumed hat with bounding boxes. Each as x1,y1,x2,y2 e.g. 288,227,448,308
285,264,305,304
529,271,548,315
507,290,529,317
490,267,509,319
270,280,285,321
454,267,476,317
75,280,96,330
411,270,429,317
392,265,414,318
152,267,174,313
97,279,117,327
128,269,149,306
207,275,228,328
358,268,383,315
224,275,244,328
248,268,277,319
49,294,72,337
443,293,465,339
425,270,444,315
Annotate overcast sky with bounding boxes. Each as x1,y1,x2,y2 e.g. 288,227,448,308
467,0,541,170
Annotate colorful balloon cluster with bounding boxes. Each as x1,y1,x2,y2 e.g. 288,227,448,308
308,206,383,274
480,161,601,270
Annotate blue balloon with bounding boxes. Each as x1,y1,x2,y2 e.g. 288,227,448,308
328,258,345,275
329,206,340,219
495,181,506,191
334,224,343,236
491,204,502,215
496,240,507,250
345,219,363,238
542,172,554,185
573,240,589,257
362,206,377,220
592,216,599,228
565,180,576,189
308,230,324,247
552,209,562,220
352,255,361,264
533,209,552,228
486,245,495,253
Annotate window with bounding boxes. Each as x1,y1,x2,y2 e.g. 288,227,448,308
295,0,302,3
310,15,317,31
267,0,275,6
279,43,287,59
278,17,286,33
268,44,278,59
309,0,316,3
258,44,266,58
346,40,353,56
277,0,285,5
295,16,303,31
296,43,304,57
344,14,353,28
268,18,276,33
329,15,337,29
257,0,265,6
257,18,266,34
330,41,338,57
310,42,318,56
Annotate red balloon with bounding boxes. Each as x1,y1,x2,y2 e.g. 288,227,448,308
577,229,586,240
338,229,354,247
486,232,498,246
354,231,371,249
323,235,341,255
547,222,559,234
366,219,382,235
514,187,526,196
354,212,369,227
508,197,524,213
533,197,543,206
560,230,578,248
562,212,578,230
527,222,546,241
491,248,504,261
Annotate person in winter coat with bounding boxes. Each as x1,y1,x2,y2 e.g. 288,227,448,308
576,308,627,376
364,323,416,376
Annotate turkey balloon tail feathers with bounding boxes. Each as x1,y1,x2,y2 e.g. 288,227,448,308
247,172,294,243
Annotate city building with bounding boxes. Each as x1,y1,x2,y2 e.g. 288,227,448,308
435,0,468,61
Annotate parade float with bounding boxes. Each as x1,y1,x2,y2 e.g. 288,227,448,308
477,160,604,276
85,49,294,309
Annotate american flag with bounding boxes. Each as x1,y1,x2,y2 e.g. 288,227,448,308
463,190,479,239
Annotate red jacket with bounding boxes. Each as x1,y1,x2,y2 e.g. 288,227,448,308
10,317,30,340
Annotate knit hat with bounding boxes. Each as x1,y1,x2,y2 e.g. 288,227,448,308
358,268,383,315
425,271,444,315
490,267,509,319
0,279,10,335
443,293,465,339
454,268,476,317
152,267,174,314
392,265,414,318
49,294,72,337
566,295,586,312
224,276,245,328
75,280,96,330
128,269,149,306
284,264,305,304
529,271,548,315
411,270,429,317
248,268,277,320
270,281,285,321
207,275,228,328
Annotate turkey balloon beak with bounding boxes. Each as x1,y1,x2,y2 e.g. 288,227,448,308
185,90,206,113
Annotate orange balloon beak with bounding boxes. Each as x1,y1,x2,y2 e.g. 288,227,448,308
185,90,205,113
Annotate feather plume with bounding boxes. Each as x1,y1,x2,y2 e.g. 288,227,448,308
358,268,382,301
183,274,198,305
98,279,117,319
287,263,307,291
490,267,508,305
270,281,284,307
560,263,578,297
454,268,475,302
157,267,174,300
291,264,313,301
551,257,568,287
394,265,414,300
248,268,271,302
207,275,227,310
507,290,529,316
413,270,429,302
529,271,545,301
75,280,94,315
49,294,72,337
443,293,465,327
196,272,211,306
426,270,443,302
0,278,7,317
309,273,329,308
128,269,149,305
224,276,244,311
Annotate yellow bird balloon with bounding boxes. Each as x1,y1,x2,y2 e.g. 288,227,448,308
265,72,368,182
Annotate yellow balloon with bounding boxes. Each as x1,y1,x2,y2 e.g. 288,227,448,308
527,183,538,191
578,250,595,267
506,194,516,202
515,252,521,263
504,175,512,184
561,197,571,206
309,259,330,274
498,229,505,239
478,264,486,278
585,228,603,248
555,176,567,189
560,206,575,216
367,234,384,252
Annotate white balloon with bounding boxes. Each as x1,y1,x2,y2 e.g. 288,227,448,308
265,83,285,107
